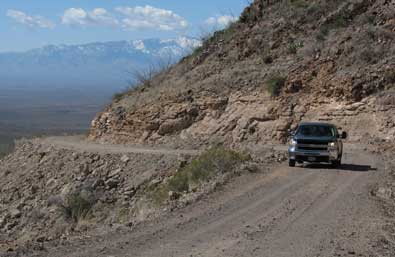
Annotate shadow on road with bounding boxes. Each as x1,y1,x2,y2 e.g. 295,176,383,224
302,163,377,172
338,164,377,172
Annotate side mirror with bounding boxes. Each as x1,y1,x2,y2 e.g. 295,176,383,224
287,129,295,136
341,131,348,139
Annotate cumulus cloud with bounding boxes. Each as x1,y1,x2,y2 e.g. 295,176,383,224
61,8,119,26
115,5,188,31
6,9,55,29
205,15,237,28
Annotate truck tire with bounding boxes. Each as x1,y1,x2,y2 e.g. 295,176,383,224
331,159,341,168
289,159,296,167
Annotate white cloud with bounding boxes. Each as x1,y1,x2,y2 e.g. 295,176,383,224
115,5,188,31
205,15,237,28
62,8,119,27
6,9,55,29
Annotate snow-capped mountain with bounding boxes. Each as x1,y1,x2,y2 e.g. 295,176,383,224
0,37,201,90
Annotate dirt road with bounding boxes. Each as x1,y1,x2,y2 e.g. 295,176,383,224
36,139,390,257
39,136,201,156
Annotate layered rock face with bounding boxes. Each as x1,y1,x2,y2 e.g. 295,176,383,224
89,0,395,146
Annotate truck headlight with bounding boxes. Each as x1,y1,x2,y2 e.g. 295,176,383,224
290,139,297,146
328,142,337,150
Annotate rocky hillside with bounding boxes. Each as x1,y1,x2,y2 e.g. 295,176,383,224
0,138,285,253
89,0,395,146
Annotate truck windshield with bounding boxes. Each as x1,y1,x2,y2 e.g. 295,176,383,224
296,125,335,137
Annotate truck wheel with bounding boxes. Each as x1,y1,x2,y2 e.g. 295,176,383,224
289,159,296,167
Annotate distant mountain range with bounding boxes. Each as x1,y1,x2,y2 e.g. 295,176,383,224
0,37,201,137
0,37,201,90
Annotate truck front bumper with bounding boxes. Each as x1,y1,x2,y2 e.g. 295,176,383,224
288,146,338,163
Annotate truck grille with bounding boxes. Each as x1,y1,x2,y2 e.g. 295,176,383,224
297,145,328,151
296,140,328,151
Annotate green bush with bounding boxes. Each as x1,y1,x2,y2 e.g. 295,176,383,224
148,146,250,205
149,184,171,206
168,146,249,193
266,74,287,96
60,192,95,223
288,41,304,54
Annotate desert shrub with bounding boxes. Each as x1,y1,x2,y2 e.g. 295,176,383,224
190,21,237,62
316,26,330,41
316,12,348,41
129,57,174,88
149,184,171,206
266,74,287,96
168,146,249,193
366,26,377,40
359,47,384,64
332,13,347,28
288,41,304,54
168,170,190,193
148,146,250,205
306,3,320,15
112,91,127,102
59,191,95,223
385,70,395,85
360,13,375,25
289,0,309,9
111,55,176,101
191,46,204,58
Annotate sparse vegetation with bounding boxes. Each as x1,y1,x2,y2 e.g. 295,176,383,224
191,45,204,58
316,12,349,41
385,70,395,85
288,41,304,54
169,146,249,192
289,0,309,9
359,46,384,64
360,13,376,25
192,21,237,59
266,74,287,96
59,191,96,223
149,146,250,205
316,26,330,41
112,56,176,102
112,91,127,102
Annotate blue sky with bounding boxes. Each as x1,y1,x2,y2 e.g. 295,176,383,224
0,0,247,52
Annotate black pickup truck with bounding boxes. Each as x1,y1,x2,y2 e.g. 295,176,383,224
288,122,347,168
